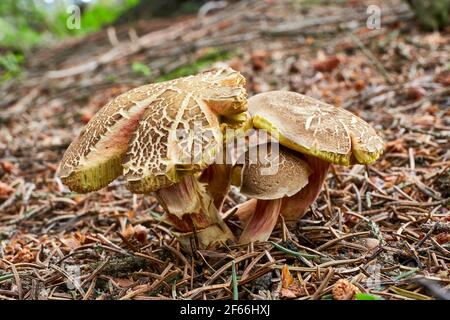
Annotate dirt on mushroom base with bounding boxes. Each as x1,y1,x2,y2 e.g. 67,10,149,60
0,0,449,300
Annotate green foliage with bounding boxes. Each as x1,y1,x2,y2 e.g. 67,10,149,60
0,52,24,81
0,0,50,50
63,0,140,36
131,62,151,77
406,0,450,31
156,48,234,82
354,293,384,300
0,0,140,50
0,0,140,83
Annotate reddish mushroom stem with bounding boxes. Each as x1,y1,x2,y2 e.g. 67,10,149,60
199,163,233,212
280,155,330,221
236,155,330,244
222,198,257,223
239,198,283,244
156,174,234,249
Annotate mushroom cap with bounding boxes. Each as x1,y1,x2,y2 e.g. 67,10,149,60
58,67,247,193
238,144,312,200
248,91,384,166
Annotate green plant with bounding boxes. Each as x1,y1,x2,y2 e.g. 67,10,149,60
0,52,24,81
354,293,384,300
0,0,49,50
0,0,140,82
405,0,450,31
59,0,140,36
131,62,151,77
0,0,140,50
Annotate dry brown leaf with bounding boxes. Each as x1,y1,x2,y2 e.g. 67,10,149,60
0,161,15,173
313,56,340,72
281,264,294,289
0,182,15,197
436,71,450,86
435,233,450,245
280,266,306,298
60,237,81,250
114,278,135,287
354,79,366,91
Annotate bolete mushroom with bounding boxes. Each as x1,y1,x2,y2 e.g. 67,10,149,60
234,90,384,243
58,67,248,250
235,143,312,243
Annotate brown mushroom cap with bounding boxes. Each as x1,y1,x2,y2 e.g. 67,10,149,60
58,67,247,193
248,91,384,166
238,144,312,200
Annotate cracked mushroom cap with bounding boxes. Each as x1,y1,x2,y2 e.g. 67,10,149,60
248,91,384,166
58,67,247,193
238,144,312,200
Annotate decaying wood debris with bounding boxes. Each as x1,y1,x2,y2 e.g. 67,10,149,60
0,0,449,300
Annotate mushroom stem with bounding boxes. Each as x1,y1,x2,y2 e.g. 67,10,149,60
199,163,233,212
280,155,330,221
222,198,257,223
156,174,234,249
239,198,282,244
235,155,330,242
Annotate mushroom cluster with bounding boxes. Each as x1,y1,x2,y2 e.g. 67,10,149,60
58,69,384,251
58,67,248,250
232,91,384,243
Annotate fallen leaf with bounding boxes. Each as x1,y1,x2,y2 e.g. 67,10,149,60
354,79,366,91
435,233,450,245
60,237,81,250
436,71,450,86
114,278,135,288
313,56,340,72
0,161,15,173
281,264,294,289
280,287,297,298
0,182,15,197
362,238,380,250
280,266,307,298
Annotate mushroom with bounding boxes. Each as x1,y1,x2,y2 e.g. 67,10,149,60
234,90,384,243
235,143,312,243
58,67,248,250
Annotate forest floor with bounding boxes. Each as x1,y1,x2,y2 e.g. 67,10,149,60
0,0,449,300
